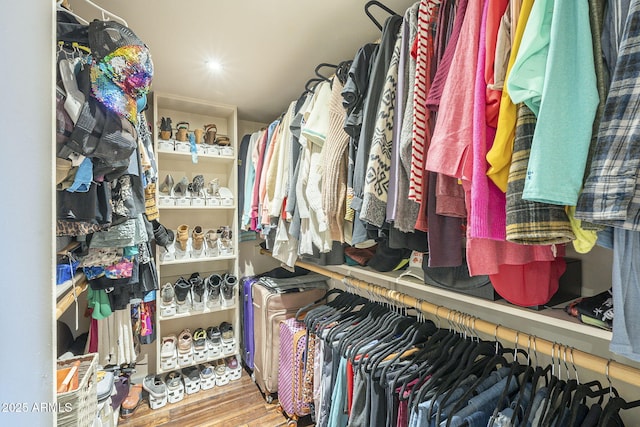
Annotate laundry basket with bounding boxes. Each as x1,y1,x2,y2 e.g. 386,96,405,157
57,353,98,427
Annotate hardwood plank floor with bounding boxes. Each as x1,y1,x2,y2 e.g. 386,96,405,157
118,371,313,427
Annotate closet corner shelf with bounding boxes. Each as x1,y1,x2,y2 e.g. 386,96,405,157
157,149,235,162
323,264,613,341
158,303,237,321
159,254,236,266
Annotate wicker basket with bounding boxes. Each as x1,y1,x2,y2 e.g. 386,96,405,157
57,353,98,427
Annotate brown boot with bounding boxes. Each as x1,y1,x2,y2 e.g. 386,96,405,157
120,384,142,419
176,122,189,142
194,128,204,144
176,224,189,251
192,225,204,251
204,123,217,145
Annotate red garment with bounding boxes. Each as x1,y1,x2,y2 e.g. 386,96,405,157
485,0,510,127
490,257,566,306
347,359,354,416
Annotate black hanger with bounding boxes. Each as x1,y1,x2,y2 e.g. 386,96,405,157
314,63,337,82
376,320,438,381
295,288,342,322
597,396,640,427
364,0,399,31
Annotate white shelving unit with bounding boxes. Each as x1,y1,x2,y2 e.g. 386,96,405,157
149,92,241,378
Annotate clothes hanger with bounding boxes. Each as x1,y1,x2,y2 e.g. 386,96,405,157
364,0,399,31
314,63,338,82
597,396,640,427
295,288,341,321
75,0,129,26
544,346,580,426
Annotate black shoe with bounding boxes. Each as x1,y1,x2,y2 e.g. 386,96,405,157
152,220,174,249
174,277,191,309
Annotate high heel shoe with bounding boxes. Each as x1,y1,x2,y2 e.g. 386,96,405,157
159,174,175,196
188,175,205,198
173,176,189,198
175,224,189,252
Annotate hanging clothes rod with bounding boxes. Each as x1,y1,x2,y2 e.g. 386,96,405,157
260,249,640,387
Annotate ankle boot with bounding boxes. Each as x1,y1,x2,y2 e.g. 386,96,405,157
176,224,189,251
152,220,175,249
192,226,204,252
204,123,217,145
205,229,219,256
176,122,189,142
194,128,204,144
221,274,237,306
205,274,222,307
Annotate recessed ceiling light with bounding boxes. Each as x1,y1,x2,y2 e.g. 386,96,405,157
206,59,223,72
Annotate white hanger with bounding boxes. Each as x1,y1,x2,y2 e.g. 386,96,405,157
57,0,129,27
80,0,129,27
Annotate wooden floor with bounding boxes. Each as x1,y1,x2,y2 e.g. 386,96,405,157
118,371,314,427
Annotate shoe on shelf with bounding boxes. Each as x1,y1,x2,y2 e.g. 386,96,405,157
221,274,237,306
214,358,227,377
143,374,167,399
188,175,205,198
158,174,174,196
205,230,219,257
194,128,204,144
204,123,217,145
119,383,142,419
160,282,175,306
160,335,178,359
175,224,189,252
219,322,234,343
205,273,222,307
176,121,189,142
177,329,193,354
193,328,207,352
208,178,220,197
200,363,215,380
152,220,175,249
173,177,190,198
206,326,221,344
164,370,183,390
192,226,205,253
190,273,205,309
160,117,172,140
174,277,192,312
225,355,239,370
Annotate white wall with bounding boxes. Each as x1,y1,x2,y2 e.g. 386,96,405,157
0,1,55,426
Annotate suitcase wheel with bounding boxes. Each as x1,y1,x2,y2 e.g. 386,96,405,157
287,420,297,427
265,394,274,404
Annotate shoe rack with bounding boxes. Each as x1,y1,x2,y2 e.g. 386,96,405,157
148,92,240,375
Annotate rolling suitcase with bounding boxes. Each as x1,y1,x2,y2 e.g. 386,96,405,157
240,276,259,370
252,273,327,402
278,318,311,422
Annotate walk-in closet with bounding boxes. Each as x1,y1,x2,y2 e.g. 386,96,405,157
3,0,640,426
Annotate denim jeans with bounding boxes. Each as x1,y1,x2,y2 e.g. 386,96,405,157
444,375,520,427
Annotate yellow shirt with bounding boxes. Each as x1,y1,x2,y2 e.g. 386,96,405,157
486,0,534,192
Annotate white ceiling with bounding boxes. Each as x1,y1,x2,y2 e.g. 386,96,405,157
68,0,418,123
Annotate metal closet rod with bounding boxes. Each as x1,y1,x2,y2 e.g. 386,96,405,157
263,251,640,387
